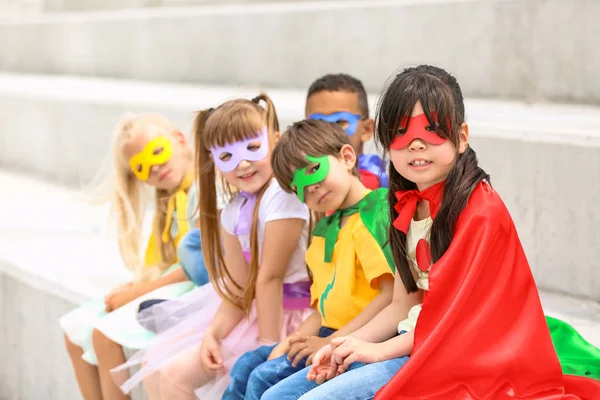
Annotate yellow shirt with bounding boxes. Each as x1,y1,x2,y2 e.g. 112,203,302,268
307,213,394,330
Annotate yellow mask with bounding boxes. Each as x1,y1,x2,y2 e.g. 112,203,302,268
129,136,173,181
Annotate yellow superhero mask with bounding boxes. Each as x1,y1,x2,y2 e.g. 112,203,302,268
129,136,173,181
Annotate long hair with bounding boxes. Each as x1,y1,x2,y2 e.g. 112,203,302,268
375,65,490,293
195,93,280,314
108,113,192,281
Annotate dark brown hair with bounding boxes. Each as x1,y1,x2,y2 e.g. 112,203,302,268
271,119,358,193
375,65,490,293
195,93,279,313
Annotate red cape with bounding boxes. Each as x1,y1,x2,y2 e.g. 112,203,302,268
376,182,600,399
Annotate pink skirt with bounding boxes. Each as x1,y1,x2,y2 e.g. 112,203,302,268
111,283,312,398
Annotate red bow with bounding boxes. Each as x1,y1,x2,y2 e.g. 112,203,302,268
393,181,445,234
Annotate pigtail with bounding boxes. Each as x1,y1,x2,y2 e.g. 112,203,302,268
242,183,271,312
195,109,232,302
252,93,280,139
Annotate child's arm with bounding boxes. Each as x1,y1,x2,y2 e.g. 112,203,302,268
104,268,190,311
349,269,422,343
330,274,394,338
255,217,307,343
267,310,322,361
308,330,415,384
286,273,395,367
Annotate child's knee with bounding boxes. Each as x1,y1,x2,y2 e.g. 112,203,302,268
91,328,115,352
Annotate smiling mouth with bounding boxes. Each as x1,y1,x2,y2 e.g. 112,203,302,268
239,171,257,181
409,160,432,167
159,171,171,181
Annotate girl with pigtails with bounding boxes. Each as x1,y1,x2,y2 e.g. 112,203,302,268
111,94,313,399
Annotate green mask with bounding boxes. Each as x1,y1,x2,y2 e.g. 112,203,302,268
290,155,331,202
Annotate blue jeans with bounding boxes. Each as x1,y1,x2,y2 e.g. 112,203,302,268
261,356,409,400
177,228,209,287
223,327,336,400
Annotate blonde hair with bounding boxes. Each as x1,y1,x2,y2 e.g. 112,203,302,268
108,113,192,281
195,94,279,314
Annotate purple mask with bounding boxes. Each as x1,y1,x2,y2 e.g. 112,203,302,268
210,127,270,173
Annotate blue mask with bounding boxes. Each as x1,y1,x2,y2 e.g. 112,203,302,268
308,111,361,136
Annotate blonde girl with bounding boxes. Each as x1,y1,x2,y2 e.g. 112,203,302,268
61,113,200,400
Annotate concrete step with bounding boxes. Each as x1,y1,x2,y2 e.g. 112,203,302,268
0,0,310,14
1,170,599,399
1,71,600,302
0,0,598,103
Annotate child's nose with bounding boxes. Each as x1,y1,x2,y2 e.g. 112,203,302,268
237,159,252,170
408,138,427,151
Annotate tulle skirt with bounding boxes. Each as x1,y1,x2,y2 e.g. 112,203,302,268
111,283,312,398
59,264,194,365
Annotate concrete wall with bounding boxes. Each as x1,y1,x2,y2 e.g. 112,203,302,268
0,0,599,104
0,272,82,400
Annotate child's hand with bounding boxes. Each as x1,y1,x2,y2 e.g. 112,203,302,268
199,333,224,373
306,343,335,385
104,284,143,312
287,335,330,367
330,336,382,373
104,282,133,306
267,338,292,361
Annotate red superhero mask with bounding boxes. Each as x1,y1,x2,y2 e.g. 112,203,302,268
390,113,447,150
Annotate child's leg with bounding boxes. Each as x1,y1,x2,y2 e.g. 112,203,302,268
91,329,130,400
245,354,310,400
244,327,337,400
157,344,214,400
222,344,276,400
264,356,409,400
64,334,103,400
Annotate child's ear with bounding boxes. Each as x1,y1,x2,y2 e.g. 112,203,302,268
360,118,374,143
458,123,469,154
173,131,187,145
339,144,357,170
273,131,281,143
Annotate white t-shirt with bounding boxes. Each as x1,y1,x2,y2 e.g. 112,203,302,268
397,216,433,333
220,179,310,284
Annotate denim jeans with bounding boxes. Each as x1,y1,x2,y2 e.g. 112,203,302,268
223,327,336,400
177,228,209,287
261,331,410,400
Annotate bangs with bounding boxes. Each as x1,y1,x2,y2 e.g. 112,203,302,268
376,72,461,149
272,119,348,191
203,100,267,149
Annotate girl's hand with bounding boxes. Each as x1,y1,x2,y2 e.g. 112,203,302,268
199,332,224,372
287,335,331,367
104,282,133,303
267,339,291,361
330,336,383,373
306,344,335,385
104,283,143,312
